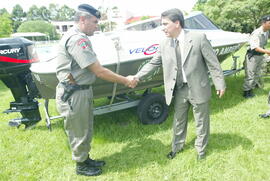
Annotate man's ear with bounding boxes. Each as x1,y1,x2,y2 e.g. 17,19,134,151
176,20,180,28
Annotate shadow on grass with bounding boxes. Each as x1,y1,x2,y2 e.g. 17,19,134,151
210,75,244,115
101,138,169,174
93,106,173,142
185,132,253,155
208,133,253,152
210,74,269,115
100,133,252,174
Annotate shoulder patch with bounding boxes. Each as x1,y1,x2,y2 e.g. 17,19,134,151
77,38,90,49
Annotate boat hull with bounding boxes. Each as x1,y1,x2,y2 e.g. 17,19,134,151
31,41,245,100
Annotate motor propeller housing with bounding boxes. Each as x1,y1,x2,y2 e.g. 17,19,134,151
0,37,41,128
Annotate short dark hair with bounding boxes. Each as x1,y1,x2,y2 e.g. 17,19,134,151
161,8,185,28
261,15,270,23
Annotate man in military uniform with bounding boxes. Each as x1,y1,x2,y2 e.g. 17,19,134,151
243,15,270,98
55,4,136,176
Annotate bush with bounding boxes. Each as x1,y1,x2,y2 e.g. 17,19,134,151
17,20,60,40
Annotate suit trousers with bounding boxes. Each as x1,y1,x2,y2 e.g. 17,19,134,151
56,83,94,162
172,84,210,155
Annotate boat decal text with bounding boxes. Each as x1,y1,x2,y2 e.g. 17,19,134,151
0,48,21,55
214,44,241,56
129,44,159,55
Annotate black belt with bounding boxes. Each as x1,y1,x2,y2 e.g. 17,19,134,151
61,82,90,90
77,84,90,90
247,49,264,56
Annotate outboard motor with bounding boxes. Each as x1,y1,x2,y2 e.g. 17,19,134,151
0,37,41,128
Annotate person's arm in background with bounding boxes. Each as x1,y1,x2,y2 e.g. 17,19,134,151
254,47,270,56
250,31,270,56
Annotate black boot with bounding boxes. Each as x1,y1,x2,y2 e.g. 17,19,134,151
243,91,249,98
84,157,106,167
243,90,254,98
76,162,102,176
248,90,254,97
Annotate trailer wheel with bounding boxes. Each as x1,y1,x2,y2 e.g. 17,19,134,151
137,93,168,124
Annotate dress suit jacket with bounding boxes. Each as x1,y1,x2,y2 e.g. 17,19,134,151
136,30,226,105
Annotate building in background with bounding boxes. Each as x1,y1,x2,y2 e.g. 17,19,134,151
51,21,74,36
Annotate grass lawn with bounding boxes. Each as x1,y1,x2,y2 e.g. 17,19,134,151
0,46,270,181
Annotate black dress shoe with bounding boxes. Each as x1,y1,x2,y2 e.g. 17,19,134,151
84,157,106,167
167,150,182,159
259,112,270,118
197,153,206,160
167,151,177,159
76,162,102,176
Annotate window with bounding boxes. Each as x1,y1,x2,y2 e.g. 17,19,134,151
62,25,68,32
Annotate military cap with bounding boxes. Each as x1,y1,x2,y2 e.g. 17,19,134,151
261,15,270,22
78,4,101,19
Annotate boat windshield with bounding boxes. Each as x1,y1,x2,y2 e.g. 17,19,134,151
121,11,219,31
185,13,219,30
126,18,160,31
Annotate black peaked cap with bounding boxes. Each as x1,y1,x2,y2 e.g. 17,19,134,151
78,4,101,19
262,15,270,22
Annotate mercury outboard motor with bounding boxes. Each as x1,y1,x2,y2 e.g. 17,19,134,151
0,37,41,128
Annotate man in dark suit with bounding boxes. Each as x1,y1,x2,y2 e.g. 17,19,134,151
132,8,226,160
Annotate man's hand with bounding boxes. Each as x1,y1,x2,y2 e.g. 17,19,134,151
216,89,225,98
88,61,139,87
126,75,139,88
266,49,270,56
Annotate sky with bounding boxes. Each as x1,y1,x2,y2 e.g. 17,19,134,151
4,0,198,18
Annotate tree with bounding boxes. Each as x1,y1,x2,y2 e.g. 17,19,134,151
48,3,60,20
0,13,13,38
193,0,270,33
17,20,59,40
57,5,75,21
0,8,8,15
98,6,109,20
99,21,117,32
97,6,120,32
39,6,51,21
26,5,42,20
11,4,26,32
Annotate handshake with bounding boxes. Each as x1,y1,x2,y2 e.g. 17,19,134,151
125,75,139,88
